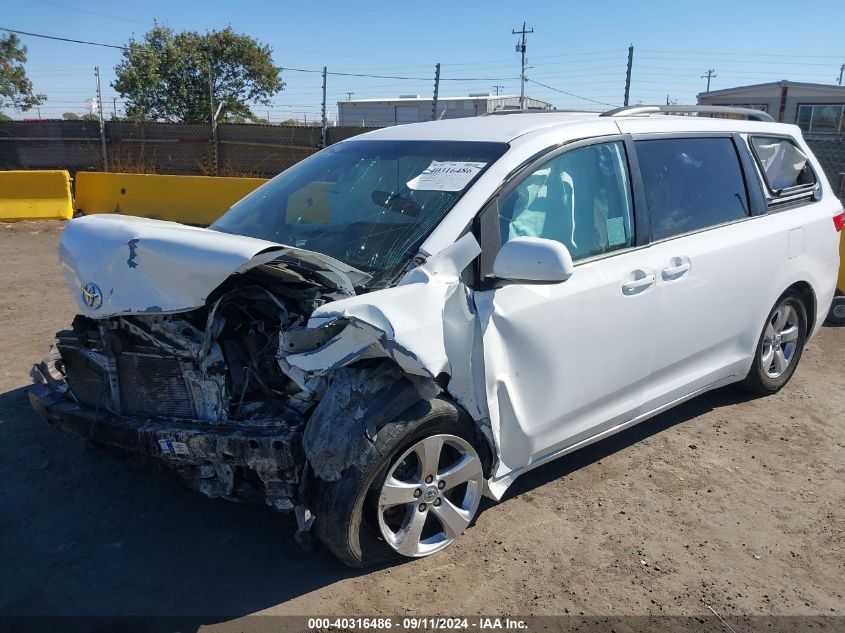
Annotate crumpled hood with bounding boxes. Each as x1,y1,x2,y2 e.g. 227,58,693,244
60,214,368,318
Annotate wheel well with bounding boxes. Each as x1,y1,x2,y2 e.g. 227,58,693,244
447,397,497,479
785,281,817,333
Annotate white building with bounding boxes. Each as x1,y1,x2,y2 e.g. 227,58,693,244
337,94,553,127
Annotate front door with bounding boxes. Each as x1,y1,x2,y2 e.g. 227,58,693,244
473,138,659,478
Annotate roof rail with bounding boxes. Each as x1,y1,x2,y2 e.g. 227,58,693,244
600,105,774,122
481,109,585,116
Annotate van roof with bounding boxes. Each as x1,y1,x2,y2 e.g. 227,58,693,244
349,110,794,144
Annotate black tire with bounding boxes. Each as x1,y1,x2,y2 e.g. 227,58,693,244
739,292,808,396
309,398,481,568
825,293,845,327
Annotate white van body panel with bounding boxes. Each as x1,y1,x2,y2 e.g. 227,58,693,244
52,113,842,502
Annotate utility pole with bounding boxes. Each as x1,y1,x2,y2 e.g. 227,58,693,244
320,66,327,147
838,63,844,85
95,66,108,171
492,84,504,96
112,97,117,119
209,64,217,175
208,64,214,124
208,64,223,175
702,69,717,93
624,44,634,107
431,62,441,120
345,91,354,100
512,22,533,110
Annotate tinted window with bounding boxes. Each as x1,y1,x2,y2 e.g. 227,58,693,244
499,141,634,261
636,137,749,241
750,136,817,194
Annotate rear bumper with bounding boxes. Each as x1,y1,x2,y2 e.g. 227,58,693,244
28,383,304,510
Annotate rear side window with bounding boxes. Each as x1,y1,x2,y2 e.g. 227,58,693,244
636,137,749,241
749,136,817,196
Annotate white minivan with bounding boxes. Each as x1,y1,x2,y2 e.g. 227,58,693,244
30,106,843,566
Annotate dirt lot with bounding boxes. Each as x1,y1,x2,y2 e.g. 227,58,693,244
1,221,843,627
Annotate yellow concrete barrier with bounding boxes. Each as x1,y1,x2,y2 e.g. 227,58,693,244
0,170,74,221
74,172,269,226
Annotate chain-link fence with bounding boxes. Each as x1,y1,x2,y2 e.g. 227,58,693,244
0,119,375,178
2,119,845,188
805,137,845,200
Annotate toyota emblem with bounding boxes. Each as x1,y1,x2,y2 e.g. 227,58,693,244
82,282,103,309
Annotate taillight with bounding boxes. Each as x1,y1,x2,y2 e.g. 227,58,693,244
835,211,845,232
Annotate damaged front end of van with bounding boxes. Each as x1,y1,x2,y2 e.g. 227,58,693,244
28,212,490,543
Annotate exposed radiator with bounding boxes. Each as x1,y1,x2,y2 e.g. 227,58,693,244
117,350,196,419
57,345,109,409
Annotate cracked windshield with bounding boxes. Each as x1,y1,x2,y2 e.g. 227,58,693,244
210,140,508,282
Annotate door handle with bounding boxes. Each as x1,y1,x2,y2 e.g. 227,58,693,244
622,273,656,294
661,256,691,280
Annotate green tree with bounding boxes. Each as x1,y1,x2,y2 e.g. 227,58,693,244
112,25,283,123
62,112,81,120
0,112,11,121
1,33,46,112
81,113,99,121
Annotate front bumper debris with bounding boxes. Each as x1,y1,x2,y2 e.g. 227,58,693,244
28,383,304,510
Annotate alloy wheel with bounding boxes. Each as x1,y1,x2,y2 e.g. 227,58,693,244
761,304,800,379
376,434,483,557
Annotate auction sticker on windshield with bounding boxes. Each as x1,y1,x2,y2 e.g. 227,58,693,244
407,161,487,191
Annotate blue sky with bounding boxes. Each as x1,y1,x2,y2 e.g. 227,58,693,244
3,0,844,121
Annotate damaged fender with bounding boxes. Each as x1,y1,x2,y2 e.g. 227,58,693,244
302,363,433,481
286,234,494,478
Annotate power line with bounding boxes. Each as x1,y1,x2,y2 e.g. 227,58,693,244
0,27,126,50
30,0,151,26
281,67,518,82
639,49,844,59
526,78,619,107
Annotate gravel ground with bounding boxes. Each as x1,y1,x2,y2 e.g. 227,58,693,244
1,221,843,629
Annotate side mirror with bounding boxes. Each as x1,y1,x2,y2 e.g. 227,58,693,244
493,237,574,283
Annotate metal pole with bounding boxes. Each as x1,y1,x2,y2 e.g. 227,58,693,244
701,69,716,93
512,22,533,110
431,63,441,121
321,66,327,147
209,64,219,176
95,65,108,171
624,45,634,107
838,64,844,86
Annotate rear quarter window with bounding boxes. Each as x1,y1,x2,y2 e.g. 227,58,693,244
635,137,750,241
749,136,817,200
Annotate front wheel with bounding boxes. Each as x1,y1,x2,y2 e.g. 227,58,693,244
310,400,485,567
740,293,807,395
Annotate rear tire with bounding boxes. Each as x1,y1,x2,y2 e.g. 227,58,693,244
309,399,484,568
825,293,845,326
740,292,807,395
